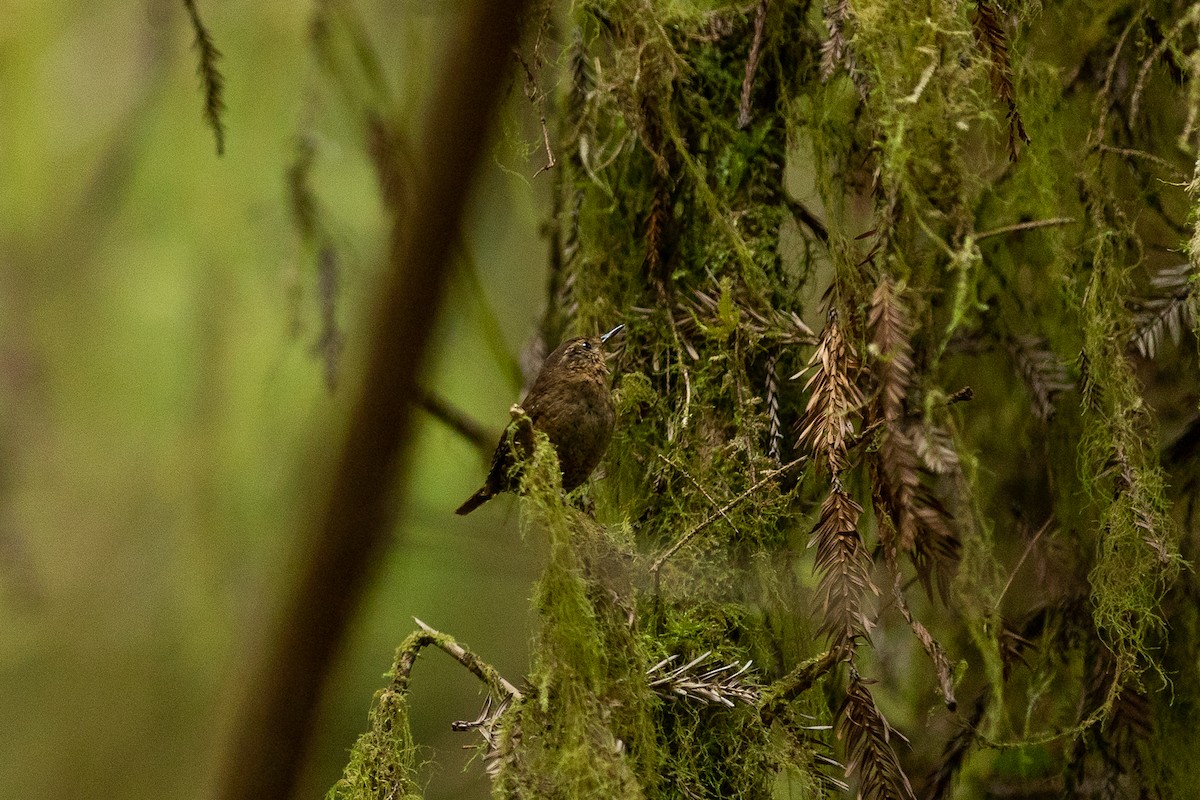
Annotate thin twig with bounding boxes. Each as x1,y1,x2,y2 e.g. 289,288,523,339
514,12,556,177
996,517,1053,608
1098,144,1186,178
974,217,1076,242
650,456,805,573
658,454,744,539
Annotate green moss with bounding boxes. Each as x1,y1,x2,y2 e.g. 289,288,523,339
325,634,429,800
331,0,1200,795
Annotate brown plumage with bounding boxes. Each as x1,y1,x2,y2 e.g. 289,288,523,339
455,326,622,515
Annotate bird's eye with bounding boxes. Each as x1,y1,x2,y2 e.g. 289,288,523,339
580,341,592,350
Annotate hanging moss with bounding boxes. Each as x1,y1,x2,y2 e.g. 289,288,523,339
325,634,431,800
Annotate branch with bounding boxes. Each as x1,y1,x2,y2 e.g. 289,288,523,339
415,387,496,454
758,649,838,724
215,5,531,800
412,617,523,699
737,0,770,129
784,196,830,244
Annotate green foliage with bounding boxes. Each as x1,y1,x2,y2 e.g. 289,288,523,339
332,0,1200,797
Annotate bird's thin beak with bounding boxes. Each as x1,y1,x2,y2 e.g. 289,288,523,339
600,324,624,344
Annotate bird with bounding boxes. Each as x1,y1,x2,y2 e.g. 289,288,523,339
455,325,623,515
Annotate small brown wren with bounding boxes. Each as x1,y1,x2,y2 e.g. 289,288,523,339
455,325,623,515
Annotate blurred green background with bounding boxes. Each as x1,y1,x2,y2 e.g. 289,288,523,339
0,2,551,797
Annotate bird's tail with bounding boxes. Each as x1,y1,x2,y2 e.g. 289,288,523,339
455,487,493,516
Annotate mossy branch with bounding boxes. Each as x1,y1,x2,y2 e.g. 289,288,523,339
327,620,521,800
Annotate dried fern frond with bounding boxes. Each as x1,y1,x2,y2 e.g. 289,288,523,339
810,490,876,649
869,278,919,551
911,423,960,475
889,564,956,709
451,695,513,778
647,652,760,707
737,0,771,129
820,0,852,81
869,279,961,598
909,498,960,603
837,671,915,800
765,350,782,461
869,278,914,425
1130,262,1196,358
644,184,672,300
796,310,863,475
970,0,1029,161
1007,335,1072,420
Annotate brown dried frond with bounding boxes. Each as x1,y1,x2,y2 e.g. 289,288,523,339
998,621,1036,678
765,350,782,461
869,278,913,425
820,0,852,81
644,184,672,301
737,0,770,129
909,499,960,603
647,652,760,707
837,671,916,800
796,310,863,475
1067,651,1155,794
872,431,920,556
870,278,919,551
182,0,227,156
810,490,876,649
1130,262,1196,359
911,423,960,475
970,0,1029,161
1008,335,1072,420
1112,683,1152,745
869,280,961,595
